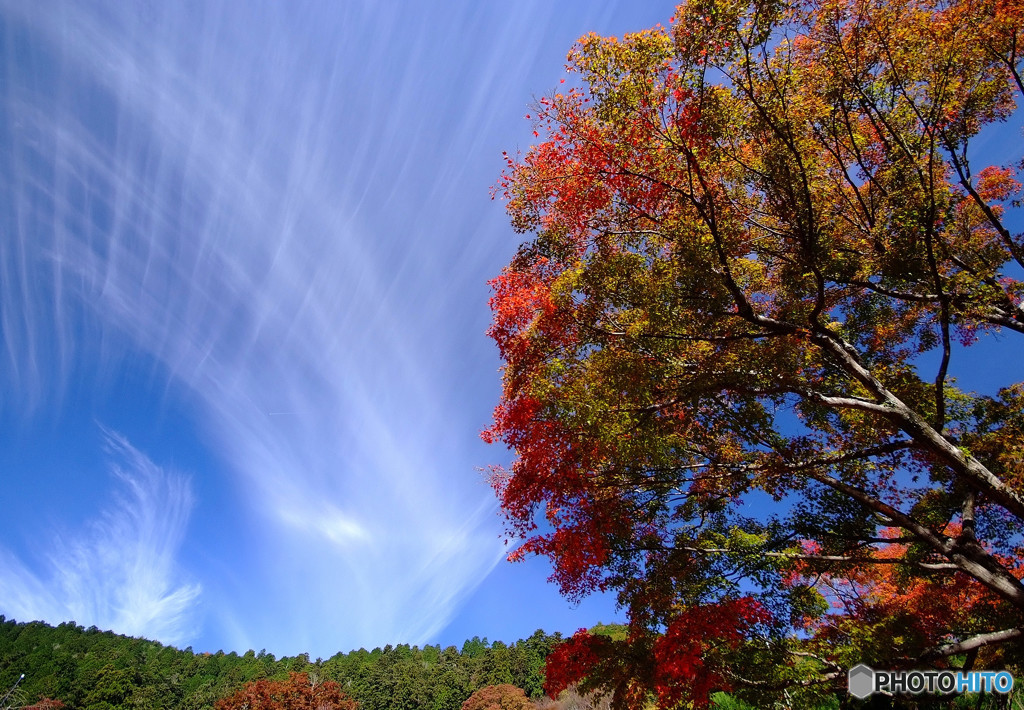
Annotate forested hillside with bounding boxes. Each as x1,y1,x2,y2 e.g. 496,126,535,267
0,616,562,709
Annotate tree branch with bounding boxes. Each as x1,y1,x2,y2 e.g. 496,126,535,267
807,327,1024,522
921,628,1024,660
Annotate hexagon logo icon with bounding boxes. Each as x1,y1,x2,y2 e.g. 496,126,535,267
848,664,874,699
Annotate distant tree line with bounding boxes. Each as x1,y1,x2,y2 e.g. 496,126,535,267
0,616,563,710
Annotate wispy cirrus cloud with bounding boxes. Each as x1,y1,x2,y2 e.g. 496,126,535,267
0,431,199,645
0,0,651,655
0,0,515,655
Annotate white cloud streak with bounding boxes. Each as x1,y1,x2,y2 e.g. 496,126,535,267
0,431,199,646
0,0,540,654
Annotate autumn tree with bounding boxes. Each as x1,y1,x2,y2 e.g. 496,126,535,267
460,684,533,710
21,700,66,710
214,672,358,710
486,0,1024,705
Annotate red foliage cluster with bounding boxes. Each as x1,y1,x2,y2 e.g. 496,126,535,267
650,598,769,707
545,599,768,709
543,630,607,699
790,527,1024,662
22,700,66,710
214,672,357,710
460,684,533,710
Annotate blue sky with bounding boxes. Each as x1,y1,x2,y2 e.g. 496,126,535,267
0,0,676,659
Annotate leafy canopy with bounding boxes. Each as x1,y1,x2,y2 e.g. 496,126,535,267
214,672,357,710
486,0,1024,705
460,684,533,710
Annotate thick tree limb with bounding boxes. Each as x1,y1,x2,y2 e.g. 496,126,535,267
921,628,1024,660
808,327,1024,522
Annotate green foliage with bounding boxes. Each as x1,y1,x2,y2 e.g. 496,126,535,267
0,616,561,710
586,625,626,643
82,664,135,709
708,693,757,709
